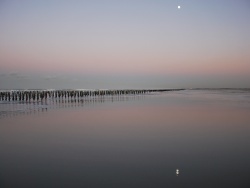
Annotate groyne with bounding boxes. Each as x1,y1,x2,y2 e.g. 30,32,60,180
0,89,184,102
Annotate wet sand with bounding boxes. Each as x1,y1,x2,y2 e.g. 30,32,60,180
0,89,250,188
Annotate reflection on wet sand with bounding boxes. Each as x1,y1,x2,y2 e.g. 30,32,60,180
0,95,145,119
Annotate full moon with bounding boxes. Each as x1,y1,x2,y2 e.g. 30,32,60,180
178,5,181,9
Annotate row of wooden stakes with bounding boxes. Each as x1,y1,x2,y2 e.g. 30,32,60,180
0,89,184,102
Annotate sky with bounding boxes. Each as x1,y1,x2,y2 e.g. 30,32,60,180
0,0,250,89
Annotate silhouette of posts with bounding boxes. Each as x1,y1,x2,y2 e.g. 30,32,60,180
0,89,184,102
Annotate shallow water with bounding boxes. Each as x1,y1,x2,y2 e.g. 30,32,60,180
0,90,250,188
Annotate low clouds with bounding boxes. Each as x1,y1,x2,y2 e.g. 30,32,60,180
0,73,6,77
8,72,18,76
1,71,250,89
5,72,30,80
44,75,58,80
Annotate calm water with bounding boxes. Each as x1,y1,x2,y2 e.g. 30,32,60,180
0,90,250,188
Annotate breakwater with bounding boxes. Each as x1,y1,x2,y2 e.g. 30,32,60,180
0,89,184,102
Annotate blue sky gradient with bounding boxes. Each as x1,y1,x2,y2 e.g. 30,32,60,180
0,0,250,89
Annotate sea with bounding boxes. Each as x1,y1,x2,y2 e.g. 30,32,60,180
0,89,250,188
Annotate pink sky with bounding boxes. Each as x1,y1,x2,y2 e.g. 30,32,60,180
0,0,250,89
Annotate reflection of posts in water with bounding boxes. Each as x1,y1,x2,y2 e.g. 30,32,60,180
0,93,147,119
